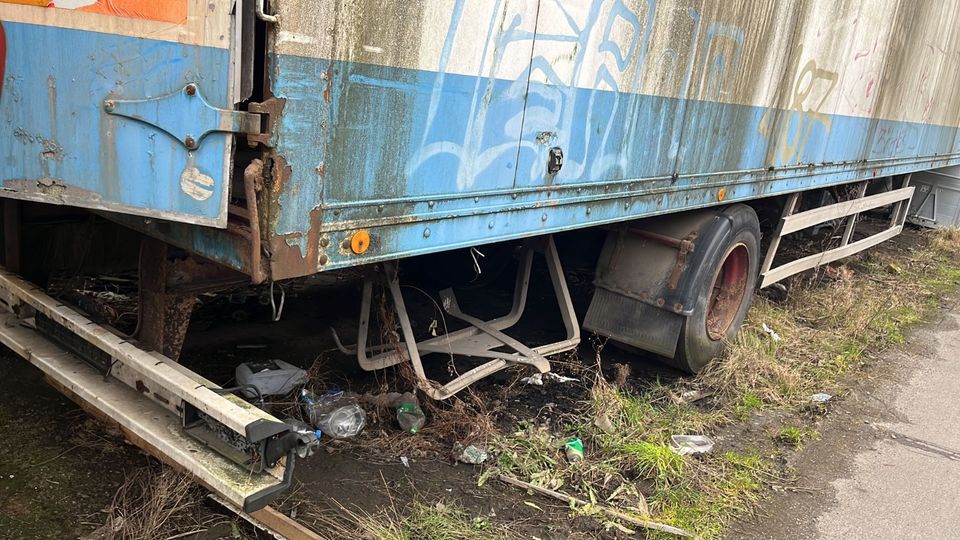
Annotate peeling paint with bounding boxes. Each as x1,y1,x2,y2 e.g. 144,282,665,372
180,165,215,201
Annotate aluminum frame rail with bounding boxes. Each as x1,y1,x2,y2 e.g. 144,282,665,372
0,268,293,512
760,178,915,288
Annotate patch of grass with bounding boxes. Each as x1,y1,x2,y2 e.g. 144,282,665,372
621,441,685,488
647,451,773,539
313,498,507,540
485,227,960,539
89,466,205,540
775,426,820,449
701,227,960,410
734,391,764,420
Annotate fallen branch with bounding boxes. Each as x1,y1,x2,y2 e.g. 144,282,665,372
498,474,697,538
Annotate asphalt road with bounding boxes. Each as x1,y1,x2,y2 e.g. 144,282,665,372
733,302,960,539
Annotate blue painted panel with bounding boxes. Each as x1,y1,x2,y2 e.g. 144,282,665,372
274,55,960,205
271,51,535,254
269,53,960,276
0,22,231,225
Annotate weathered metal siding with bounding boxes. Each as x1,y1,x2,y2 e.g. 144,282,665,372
0,1,237,226
261,0,960,279
6,1,960,281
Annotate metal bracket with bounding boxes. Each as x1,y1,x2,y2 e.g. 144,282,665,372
333,236,580,400
103,83,268,150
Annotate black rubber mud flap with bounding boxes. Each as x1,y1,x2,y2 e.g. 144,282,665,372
584,204,760,373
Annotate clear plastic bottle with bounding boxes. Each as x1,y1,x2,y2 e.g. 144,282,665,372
301,389,366,439
395,392,426,434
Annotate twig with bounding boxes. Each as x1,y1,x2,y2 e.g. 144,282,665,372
164,529,206,540
498,474,697,538
28,445,80,469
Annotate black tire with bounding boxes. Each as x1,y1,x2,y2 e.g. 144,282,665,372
673,204,760,373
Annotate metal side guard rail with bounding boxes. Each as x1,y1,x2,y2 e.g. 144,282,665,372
0,268,294,513
760,177,915,288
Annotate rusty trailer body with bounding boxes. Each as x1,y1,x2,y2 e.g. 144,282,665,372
253,0,960,282
1,0,960,522
1,1,959,281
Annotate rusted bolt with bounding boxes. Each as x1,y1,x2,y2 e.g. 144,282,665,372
674,303,684,312
184,136,197,149
318,254,329,265
185,83,197,96
541,213,548,222
341,239,351,250
423,228,431,238
333,209,341,216
320,237,330,248
350,231,371,254
656,298,665,307
103,100,115,112
377,204,384,213
586,207,592,215
511,193,518,200
488,221,494,229
428,201,435,208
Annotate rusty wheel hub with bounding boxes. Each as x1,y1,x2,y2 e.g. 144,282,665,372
706,243,749,341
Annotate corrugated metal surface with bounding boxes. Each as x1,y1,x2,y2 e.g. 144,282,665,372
262,0,960,279
908,166,960,228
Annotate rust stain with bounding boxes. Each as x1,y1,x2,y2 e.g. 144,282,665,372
267,153,325,280
270,207,323,280
323,66,333,103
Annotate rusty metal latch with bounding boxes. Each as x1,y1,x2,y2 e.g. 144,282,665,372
668,232,697,290
103,83,270,150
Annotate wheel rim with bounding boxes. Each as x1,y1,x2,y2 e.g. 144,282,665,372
706,243,750,341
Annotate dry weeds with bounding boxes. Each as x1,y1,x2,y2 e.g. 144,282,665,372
699,227,960,408
84,465,243,540
486,226,960,538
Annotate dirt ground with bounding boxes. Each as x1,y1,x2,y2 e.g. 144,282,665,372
0,224,955,539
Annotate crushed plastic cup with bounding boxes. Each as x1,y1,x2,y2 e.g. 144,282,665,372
670,434,714,456
455,443,489,464
810,393,833,404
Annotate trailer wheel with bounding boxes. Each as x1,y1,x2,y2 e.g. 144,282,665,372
674,204,760,373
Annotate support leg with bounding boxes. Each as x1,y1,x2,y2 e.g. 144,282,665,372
350,236,580,400
3,200,21,274
138,238,197,361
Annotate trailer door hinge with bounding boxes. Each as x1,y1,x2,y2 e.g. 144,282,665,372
103,83,273,150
